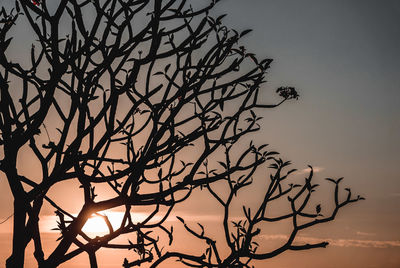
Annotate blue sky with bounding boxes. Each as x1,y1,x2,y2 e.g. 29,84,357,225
212,0,400,266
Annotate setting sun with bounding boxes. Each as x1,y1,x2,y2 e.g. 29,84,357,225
81,215,112,237
79,212,154,237
42,211,156,237
80,212,125,237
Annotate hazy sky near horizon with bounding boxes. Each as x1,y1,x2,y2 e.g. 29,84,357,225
0,0,399,267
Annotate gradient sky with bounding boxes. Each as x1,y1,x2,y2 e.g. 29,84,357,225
212,0,400,267
0,0,399,267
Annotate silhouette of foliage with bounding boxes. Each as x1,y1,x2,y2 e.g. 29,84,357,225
0,0,362,267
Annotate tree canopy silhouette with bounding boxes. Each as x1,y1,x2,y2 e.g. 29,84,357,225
0,0,362,267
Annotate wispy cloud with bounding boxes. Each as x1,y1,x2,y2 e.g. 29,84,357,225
261,234,400,248
298,166,324,174
356,231,376,237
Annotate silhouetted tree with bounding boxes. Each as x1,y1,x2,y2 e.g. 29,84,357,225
0,1,362,267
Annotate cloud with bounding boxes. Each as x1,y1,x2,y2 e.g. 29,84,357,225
40,212,226,233
328,238,400,248
261,234,289,240
298,166,324,174
261,234,400,248
356,231,376,236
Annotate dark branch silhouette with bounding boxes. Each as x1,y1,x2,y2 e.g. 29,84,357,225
0,0,362,267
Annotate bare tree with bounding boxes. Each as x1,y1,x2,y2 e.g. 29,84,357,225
0,0,362,267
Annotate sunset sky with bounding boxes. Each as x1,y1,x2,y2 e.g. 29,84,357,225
0,0,399,267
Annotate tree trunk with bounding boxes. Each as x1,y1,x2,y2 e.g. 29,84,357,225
89,251,98,268
6,199,27,268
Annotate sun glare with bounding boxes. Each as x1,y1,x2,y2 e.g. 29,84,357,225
81,215,110,236
80,211,156,237
44,211,161,237
81,212,124,236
